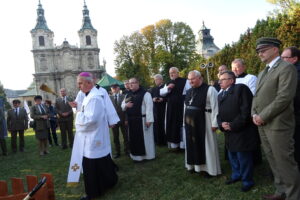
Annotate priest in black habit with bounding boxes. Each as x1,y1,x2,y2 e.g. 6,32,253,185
122,77,155,161
160,67,191,149
150,74,167,146
184,70,221,176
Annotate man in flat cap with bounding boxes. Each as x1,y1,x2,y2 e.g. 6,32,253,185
252,37,300,200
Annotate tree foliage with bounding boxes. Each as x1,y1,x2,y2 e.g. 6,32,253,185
0,82,11,110
114,19,197,87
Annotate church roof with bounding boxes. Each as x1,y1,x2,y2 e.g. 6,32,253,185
79,1,96,32
31,0,52,33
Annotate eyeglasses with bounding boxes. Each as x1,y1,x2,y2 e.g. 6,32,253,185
256,47,273,54
219,78,232,82
281,56,293,59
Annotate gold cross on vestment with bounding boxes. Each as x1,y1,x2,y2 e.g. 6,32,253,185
71,163,80,172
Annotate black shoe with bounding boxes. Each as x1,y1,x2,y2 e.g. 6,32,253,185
241,184,254,192
203,172,213,179
187,169,195,174
55,143,59,146
62,146,68,149
225,178,240,185
113,154,120,159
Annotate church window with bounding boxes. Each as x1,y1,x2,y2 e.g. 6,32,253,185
86,35,91,45
39,36,45,46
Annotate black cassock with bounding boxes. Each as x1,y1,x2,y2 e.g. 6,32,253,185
185,83,209,165
150,85,166,145
126,87,147,156
165,77,187,144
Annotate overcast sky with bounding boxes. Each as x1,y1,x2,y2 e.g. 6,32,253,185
0,0,275,90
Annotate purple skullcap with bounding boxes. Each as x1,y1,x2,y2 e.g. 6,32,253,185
79,72,92,77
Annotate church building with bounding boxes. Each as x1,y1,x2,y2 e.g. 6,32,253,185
30,1,105,100
196,22,220,59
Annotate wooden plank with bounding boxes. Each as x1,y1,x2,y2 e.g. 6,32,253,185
11,178,24,195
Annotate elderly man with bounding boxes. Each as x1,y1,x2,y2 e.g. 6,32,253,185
67,72,118,200
160,67,191,150
110,84,129,158
281,46,300,170
55,88,74,149
213,65,228,92
184,70,221,177
252,37,300,200
150,74,166,146
218,71,259,192
7,99,28,153
122,77,155,162
231,58,257,95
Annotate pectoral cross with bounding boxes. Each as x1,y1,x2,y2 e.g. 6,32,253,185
189,97,193,105
71,163,80,172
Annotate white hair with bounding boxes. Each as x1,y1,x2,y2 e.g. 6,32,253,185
169,67,179,73
153,74,163,80
188,70,201,77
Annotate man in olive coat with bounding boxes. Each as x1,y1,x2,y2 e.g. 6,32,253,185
55,88,74,149
7,99,28,152
252,37,300,200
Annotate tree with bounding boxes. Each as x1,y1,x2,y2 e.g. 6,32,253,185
0,81,11,110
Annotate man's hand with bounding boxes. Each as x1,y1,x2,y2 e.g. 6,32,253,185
252,114,265,126
145,122,152,128
69,101,77,108
168,83,175,89
41,115,48,120
221,122,231,131
126,102,134,108
211,127,218,132
109,124,115,128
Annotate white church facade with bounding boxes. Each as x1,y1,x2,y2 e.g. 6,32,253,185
31,1,105,100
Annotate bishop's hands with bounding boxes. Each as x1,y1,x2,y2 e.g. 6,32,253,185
222,122,231,131
69,101,77,108
252,114,265,126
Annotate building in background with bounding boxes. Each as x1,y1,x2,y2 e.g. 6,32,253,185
30,1,105,100
196,22,220,59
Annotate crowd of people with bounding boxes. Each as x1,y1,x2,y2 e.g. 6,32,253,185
0,37,299,200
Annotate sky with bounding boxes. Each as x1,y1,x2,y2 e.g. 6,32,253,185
0,0,275,90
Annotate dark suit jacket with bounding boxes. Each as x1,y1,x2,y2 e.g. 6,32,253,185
55,96,74,122
30,104,50,131
7,107,28,131
0,109,7,139
252,59,297,130
217,84,259,152
110,93,126,122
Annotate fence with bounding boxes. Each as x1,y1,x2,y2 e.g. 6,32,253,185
0,173,55,200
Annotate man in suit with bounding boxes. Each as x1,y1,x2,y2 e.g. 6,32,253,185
7,99,28,153
110,84,129,158
213,65,228,92
281,46,300,171
55,88,74,149
252,37,300,200
217,71,258,192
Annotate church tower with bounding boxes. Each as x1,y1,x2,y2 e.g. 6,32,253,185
196,22,220,59
78,1,98,49
30,0,54,50
30,0,105,101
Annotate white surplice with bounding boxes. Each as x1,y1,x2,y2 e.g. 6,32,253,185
122,92,155,161
236,74,257,95
184,86,222,176
75,87,119,126
67,87,113,183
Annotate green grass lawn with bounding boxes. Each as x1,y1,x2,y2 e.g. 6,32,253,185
0,129,274,200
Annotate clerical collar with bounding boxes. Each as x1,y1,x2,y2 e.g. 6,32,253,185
85,91,90,96
236,72,247,78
